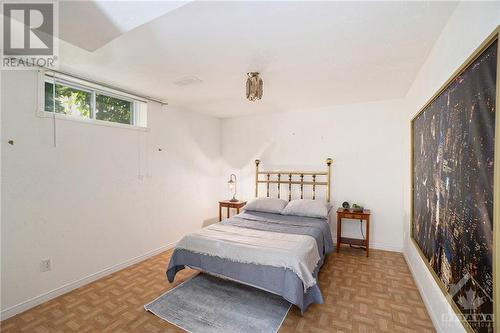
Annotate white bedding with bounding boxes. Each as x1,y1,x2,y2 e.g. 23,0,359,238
175,223,320,290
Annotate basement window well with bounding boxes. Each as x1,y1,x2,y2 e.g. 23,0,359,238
40,72,148,129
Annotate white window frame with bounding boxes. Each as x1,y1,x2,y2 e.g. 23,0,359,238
38,71,149,131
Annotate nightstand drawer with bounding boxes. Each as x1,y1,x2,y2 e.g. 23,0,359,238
343,213,364,219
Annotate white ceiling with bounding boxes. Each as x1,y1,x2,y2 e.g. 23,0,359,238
59,1,190,51
57,1,458,118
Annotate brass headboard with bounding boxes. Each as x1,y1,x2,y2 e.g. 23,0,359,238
255,158,333,202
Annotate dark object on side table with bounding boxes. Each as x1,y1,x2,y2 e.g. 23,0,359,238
351,203,364,212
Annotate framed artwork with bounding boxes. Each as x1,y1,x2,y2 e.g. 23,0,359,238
411,27,499,333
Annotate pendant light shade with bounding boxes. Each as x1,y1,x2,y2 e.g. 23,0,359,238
246,72,263,101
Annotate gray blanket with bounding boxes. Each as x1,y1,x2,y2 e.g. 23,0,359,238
166,211,333,313
222,211,334,256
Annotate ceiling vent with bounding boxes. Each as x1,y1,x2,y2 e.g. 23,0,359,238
173,76,203,87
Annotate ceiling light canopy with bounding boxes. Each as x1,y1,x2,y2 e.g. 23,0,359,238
246,72,263,101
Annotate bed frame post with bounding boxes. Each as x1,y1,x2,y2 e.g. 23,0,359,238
312,175,316,200
277,174,281,199
255,159,260,197
326,158,332,202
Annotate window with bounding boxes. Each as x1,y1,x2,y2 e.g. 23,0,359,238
43,73,147,128
44,82,92,118
96,94,132,124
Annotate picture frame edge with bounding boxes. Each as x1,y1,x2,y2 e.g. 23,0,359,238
409,24,500,333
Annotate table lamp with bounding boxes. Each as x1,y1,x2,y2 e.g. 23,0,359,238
227,174,238,202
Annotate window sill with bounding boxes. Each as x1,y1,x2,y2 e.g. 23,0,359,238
36,111,150,132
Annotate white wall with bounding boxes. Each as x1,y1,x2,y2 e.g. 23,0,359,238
221,99,406,252
401,3,500,333
0,70,224,318
1,2,499,328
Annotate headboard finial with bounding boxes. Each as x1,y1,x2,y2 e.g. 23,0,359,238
326,158,332,166
255,159,260,166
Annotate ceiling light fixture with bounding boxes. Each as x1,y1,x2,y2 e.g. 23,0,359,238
246,72,263,101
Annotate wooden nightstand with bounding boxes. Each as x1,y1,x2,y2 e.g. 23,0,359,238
219,200,247,221
336,208,371,257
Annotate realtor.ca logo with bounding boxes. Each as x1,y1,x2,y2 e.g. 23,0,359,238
2,1,58,69
442,272,494,330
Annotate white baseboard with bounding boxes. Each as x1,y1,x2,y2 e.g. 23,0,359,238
329,229,403,253
403,246,443,332
403,242,465,333
370,242,403,253
0,241,177,321
332,241,403,253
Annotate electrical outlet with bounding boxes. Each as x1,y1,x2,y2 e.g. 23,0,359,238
40,259,51,272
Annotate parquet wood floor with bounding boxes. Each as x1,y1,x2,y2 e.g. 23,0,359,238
1,246,435,333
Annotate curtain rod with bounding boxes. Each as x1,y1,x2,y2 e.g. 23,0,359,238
6,57,168,106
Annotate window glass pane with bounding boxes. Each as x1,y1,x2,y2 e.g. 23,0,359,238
45,81,92,118
95,94,132,125
44,81,54,112
43,75,145,127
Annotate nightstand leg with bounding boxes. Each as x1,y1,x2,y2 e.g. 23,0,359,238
366,216,370,257
336,215,341,253
237,207,240,214
227,206,230,219
219,205,222,222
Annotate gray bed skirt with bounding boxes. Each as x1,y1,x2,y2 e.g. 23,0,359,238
166,248,325,314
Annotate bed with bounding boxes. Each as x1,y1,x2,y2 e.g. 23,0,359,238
166,159,334,313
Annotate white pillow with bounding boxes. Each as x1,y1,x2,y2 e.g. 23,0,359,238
243,198,289,214
281,199,329,219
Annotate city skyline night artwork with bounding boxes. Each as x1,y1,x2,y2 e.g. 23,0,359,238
412,39,497,333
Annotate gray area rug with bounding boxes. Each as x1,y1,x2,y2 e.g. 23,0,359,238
144,273,291,333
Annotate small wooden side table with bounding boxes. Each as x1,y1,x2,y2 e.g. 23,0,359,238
219,200,247,221
336,208,371,257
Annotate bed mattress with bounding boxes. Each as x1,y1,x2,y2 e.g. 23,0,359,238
166,211,333,313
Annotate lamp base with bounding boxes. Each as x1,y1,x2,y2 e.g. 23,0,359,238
229,197,239,202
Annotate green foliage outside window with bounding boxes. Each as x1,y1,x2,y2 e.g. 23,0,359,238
96,94,132,125
44,82,91,118
44,81,133,125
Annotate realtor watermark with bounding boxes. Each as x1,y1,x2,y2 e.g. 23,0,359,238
1,1,58,69
442,273,494,330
